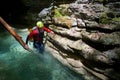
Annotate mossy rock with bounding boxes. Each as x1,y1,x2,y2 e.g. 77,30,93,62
59,4,71,16
107,12,115,18
52,8,62,18
100,18,111,24
94,0,109,4
99,14,110,24
112,17,120,22
96,0,104,3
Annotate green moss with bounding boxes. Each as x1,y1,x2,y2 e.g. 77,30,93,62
94,0,108,3
100,12,120,24
112,17,120,22
59,4,70,16
107,12,115,18
53,8,62,18
101,13,107,18
99,13,111,24
100,18,111,24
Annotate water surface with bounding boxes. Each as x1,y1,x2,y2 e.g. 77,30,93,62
0,28,84,80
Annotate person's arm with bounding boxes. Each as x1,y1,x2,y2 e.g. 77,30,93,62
43,27,52,33
24,35,30,50
25,33,33,50
26,36,29,44
26,32,33,44
43,27,54,34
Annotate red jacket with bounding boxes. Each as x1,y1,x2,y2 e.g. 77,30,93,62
26,27,51,44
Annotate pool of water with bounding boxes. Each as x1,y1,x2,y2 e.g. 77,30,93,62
0,28,85,80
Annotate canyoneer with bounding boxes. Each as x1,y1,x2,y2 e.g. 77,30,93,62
25,21,54,53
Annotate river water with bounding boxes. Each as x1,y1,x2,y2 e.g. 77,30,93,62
0,27,85,80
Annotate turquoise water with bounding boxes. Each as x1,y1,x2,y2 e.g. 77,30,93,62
0,28,84,80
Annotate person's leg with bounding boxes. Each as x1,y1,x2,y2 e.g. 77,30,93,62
33,42,44,53
33,42,40,51
38,43,45,53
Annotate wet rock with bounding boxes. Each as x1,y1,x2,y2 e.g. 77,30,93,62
38,6,53,19
53,16,77,28
40,0,120,80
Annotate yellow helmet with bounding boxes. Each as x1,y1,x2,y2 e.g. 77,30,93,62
36,21,44,28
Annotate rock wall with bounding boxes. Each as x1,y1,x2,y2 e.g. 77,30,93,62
38,0,120,80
